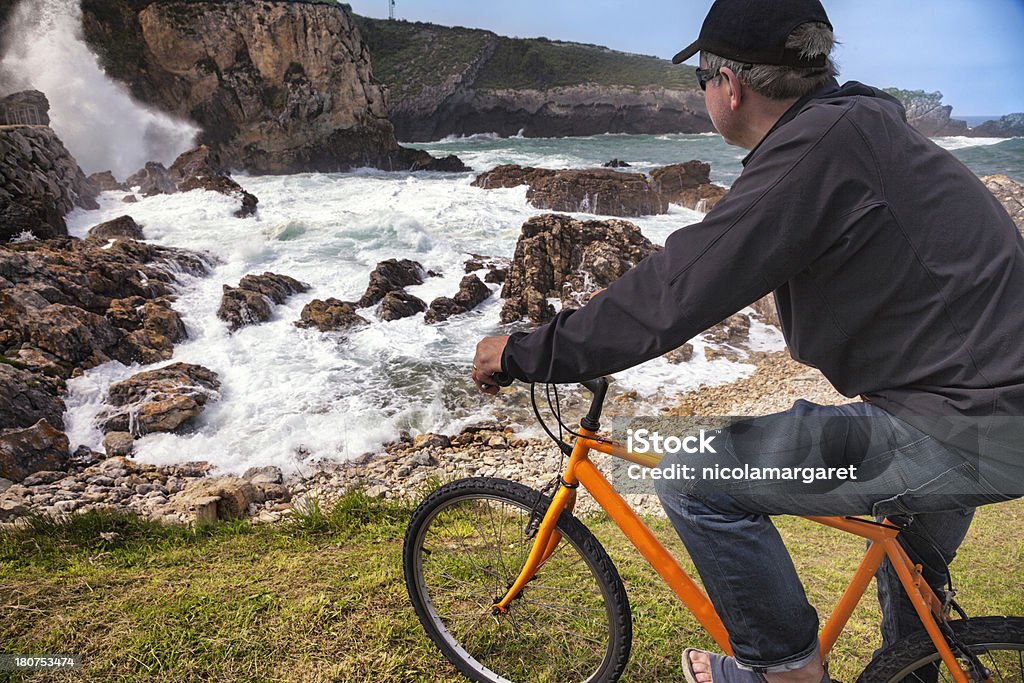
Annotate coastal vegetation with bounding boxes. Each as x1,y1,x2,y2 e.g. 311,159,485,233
354,16,697,101
882,88,946,106
2,489,1021,681
475,38,694,91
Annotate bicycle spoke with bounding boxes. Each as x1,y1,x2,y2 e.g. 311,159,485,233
407,482,630,683
432,506,499,586
982,647,1008,683
484,499,514,584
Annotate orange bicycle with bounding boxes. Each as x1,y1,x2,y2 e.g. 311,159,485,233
403,378,1024,683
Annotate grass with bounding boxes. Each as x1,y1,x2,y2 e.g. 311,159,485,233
1,489,1021,682
353,16,697,105
474,37,695,91
354,17,498,104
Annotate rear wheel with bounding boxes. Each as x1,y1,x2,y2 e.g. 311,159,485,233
857,616,1024,683
403,477,632,682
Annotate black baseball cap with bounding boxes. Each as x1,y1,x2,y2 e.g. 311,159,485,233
672,0,833,67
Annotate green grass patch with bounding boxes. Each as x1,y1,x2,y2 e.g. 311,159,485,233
354,17,498,104
354,16,697,105
475,37,694,91
1,489,1020,682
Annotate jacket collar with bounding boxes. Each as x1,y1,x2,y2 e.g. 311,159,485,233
741,77,841,166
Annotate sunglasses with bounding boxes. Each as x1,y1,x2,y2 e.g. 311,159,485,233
695,66,720,91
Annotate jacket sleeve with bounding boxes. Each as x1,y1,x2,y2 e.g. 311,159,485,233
502,110,869,383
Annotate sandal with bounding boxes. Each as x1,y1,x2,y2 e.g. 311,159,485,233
682,649,767,683
682,649,831,683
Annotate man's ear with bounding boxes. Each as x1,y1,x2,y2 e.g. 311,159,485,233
720,66,743,111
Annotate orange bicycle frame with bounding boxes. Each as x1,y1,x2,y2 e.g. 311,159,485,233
492,429,975,683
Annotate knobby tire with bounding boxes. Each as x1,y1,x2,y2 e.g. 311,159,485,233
403,477,632,683
857,616,1024,683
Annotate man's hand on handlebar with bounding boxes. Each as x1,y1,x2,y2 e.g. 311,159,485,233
472,335,510,395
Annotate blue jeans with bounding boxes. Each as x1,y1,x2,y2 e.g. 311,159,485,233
653,400,1014,673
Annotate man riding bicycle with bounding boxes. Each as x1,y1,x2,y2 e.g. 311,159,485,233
472,1,1024,682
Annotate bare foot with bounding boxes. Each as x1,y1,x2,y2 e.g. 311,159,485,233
688,650,714,683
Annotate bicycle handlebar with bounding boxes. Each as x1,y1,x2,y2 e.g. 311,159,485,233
489,373,611,431
491,372,514,387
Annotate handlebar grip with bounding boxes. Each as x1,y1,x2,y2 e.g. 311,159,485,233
491,372,514,387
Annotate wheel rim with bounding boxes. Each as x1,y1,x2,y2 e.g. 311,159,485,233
887,642,1024,683
412,492,617,683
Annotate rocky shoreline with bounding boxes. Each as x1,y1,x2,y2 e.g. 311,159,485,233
4,171,1024,527
0,348,838,525
3,93,1024,531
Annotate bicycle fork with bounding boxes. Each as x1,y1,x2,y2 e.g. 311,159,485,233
491,464,582,614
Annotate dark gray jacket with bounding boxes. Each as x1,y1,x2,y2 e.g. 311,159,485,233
502,81,1024,424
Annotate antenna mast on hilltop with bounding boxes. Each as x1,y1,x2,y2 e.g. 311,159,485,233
388,0,396,20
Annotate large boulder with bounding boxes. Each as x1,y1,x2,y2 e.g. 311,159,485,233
125,162,177,197
237,272,307,304
7,295,122,369
87,215,145,242
106,296,187,364
0,363,65,431
171,476,258,523
500,214,658,323
170,146,259,217
0,419,69,482
649,161,728,212
218,272,309,331
751,294,780,328
704,313,751,346
295,299,369,332
527,168,667,217
87,171,128,192
357,259,425,307
970,113,1024,138
1,238,207,370
0,237,208,314
981,175,1024,233
425,274,492,323
125,146,259,217
472,164,556,190
179,173,259,218
378,290,427,321
0,124,99,242
473,165,667,218
170,472,290,523
99,363,221,436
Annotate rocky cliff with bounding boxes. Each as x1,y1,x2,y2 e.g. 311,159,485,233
0,92,98,242
971,113,1024,138
883,89,1024,139
353,17,712,142
884,89,969,137
76,0,438,173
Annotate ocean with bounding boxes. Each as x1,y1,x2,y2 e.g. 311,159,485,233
62,132,1023,477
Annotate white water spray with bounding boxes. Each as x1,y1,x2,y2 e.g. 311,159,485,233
0,0,198,179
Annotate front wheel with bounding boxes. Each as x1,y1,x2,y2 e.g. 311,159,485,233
403,477,632,683
857,616,1024,683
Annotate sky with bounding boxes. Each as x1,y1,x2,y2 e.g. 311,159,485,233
344,0,1024,117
